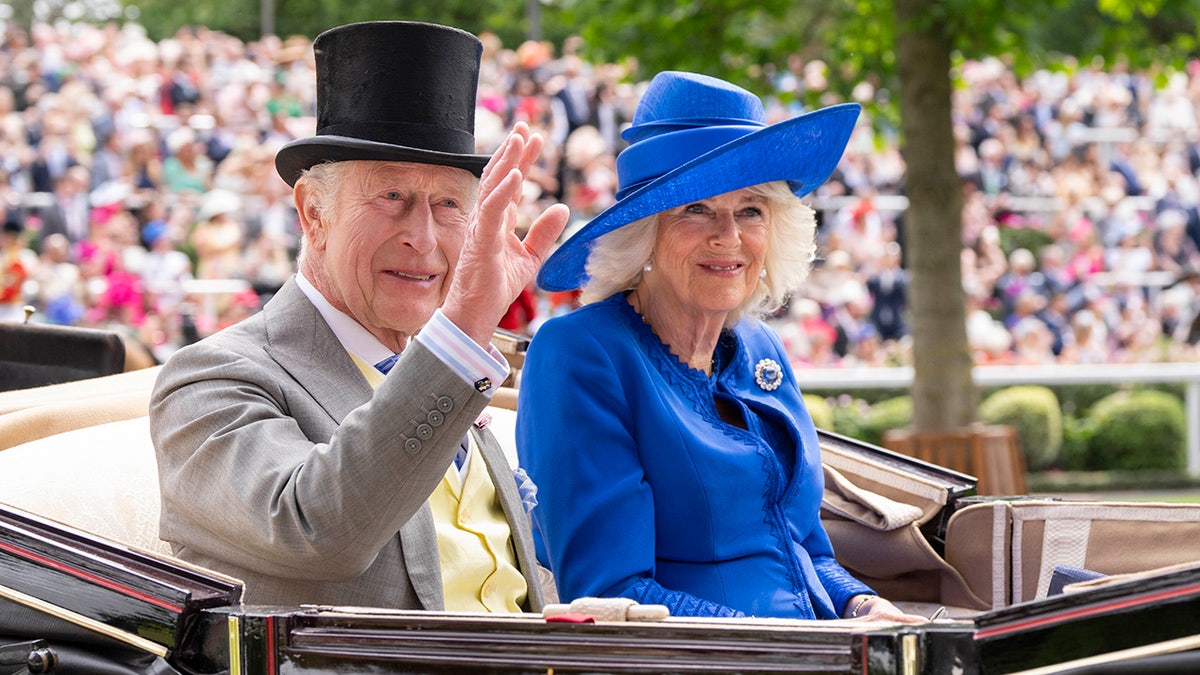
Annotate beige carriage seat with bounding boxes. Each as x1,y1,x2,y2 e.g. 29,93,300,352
0,370,529,563
0,415,172,556
0,365,162,451
944,499,1200,609
819,440,991,615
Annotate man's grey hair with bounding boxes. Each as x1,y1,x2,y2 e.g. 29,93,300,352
292,162,345,265
580,180,819,325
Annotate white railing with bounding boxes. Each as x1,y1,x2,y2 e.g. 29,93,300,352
810,193,1159,217
798,362,1200,475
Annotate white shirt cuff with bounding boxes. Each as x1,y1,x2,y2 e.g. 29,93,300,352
415,309,510,396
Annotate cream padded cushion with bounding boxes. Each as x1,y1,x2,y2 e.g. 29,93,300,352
0,415,171,555
0,366,160,450
0,405,524,559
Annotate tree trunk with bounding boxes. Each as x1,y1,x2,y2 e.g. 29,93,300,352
892,0,975,430
8,0,35,35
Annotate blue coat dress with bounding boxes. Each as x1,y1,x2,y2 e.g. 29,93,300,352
516,294,874,618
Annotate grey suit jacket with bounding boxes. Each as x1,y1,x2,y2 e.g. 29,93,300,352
149,278,544,611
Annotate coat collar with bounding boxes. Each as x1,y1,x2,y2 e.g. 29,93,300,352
261,277,373,424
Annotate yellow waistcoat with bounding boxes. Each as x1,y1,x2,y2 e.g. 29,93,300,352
353,353,527,612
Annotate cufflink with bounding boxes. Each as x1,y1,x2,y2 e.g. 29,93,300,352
473,377,492,393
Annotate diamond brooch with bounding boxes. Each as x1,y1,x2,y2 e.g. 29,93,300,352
754,358,783,391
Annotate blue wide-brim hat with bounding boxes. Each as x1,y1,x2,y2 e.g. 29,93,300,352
537,71,861,292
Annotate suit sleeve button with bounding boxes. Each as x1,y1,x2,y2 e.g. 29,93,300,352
427,410,444,427
404,438,422,454
435,396,454,413
416,423,434,440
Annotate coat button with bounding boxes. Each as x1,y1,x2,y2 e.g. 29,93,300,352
427,410,444,427
404,438,422,454
436,396,454,413
416,423,433,440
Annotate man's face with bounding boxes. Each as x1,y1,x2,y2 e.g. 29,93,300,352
307,160,477,341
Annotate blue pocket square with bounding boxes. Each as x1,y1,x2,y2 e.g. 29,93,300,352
513,467,539,513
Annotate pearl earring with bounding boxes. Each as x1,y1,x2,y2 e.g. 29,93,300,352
759,268,767,280
644,259,653,273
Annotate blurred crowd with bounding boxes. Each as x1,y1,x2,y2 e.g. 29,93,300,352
1,22,1199,369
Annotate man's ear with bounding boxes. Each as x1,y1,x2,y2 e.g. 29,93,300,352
293,180,327,252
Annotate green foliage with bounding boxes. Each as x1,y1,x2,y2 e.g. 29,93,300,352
128,0,575,48
977,385,1063,470
828,387,911,407
126,0,262,42
558,0,833,94
1030,0,1198,72
829,396,871,441
1084,390,1187,471
1045,383,1121,418
1046,382,1185,420
1059,413,1094,471
856,396,913,447
117,0,1200,109
804,394,835,431
996,227,1054,260
1028,468,1200,494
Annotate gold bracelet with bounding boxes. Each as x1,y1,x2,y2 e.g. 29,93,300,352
849,595,876,618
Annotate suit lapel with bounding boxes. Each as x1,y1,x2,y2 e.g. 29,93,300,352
398,504,444,610
257,279,531,612
261,278,372,423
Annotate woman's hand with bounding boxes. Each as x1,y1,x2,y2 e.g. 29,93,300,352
842,594,929,625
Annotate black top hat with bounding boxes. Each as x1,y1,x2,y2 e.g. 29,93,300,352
274,21,491,187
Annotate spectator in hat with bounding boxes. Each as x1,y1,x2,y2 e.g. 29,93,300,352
161,125,213,195
518,71,923,622
189,188,245,281
150,21,568,611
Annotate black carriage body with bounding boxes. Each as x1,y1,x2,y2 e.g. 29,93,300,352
4,500,1200,674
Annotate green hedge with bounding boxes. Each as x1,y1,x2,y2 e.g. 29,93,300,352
977,385,1063,471
804,394,834,431
1083,390,1187,471
830,386,1188,478
830,396,870,441
855,396,912,447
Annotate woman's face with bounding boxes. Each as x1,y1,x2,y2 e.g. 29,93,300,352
647,187,769,318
